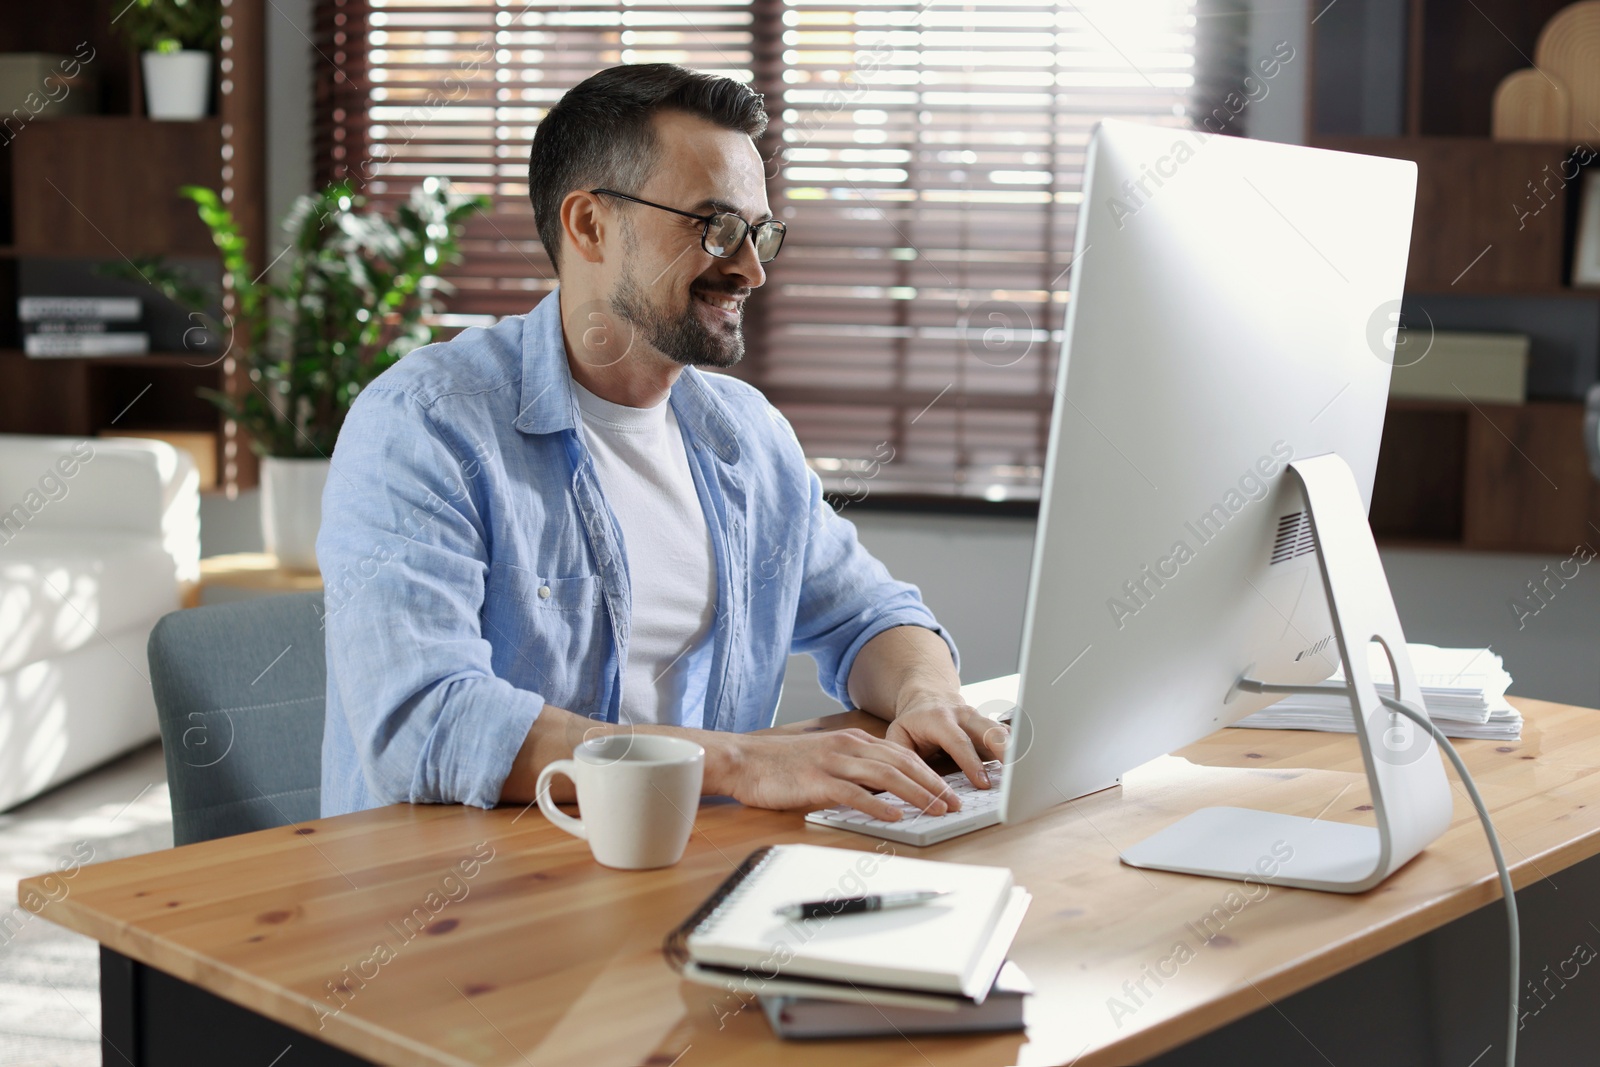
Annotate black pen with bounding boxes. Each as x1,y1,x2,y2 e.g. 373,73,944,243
774,889,949,921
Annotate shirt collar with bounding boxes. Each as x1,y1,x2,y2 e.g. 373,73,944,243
514,289,581,437
669,363,742,466
514,286,742,465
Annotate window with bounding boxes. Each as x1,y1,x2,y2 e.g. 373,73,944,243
315,0,1204,502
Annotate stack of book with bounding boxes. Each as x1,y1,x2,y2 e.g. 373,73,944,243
1233,643,1521,741
20,296,148,358
665,843,1032,1039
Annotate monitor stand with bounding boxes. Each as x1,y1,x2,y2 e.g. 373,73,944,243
1119,453,1455,894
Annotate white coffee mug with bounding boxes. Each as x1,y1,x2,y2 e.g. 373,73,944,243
535,734,705,870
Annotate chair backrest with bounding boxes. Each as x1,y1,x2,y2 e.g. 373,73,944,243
148,592,326,845
1587,382,1600,482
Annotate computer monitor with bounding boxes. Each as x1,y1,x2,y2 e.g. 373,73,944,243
997,120,1452,893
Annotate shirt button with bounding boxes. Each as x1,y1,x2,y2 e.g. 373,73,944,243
537,586,551,599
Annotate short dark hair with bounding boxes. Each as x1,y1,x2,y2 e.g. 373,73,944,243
527,64,769,273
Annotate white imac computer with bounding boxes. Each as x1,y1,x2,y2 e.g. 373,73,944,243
998,120,1453,893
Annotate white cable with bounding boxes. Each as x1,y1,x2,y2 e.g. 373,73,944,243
1381,695,1519,1067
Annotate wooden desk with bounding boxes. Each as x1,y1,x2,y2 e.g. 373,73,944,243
22,698,1600,1066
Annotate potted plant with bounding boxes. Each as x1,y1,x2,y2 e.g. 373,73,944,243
114,0,221,119
129,179,486,569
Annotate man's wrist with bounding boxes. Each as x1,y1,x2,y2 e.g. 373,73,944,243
698,729,745,795
893,680,964,718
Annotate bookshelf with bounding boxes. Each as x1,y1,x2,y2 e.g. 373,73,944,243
1312,0,1600,554
0,0,265,494
1373,400,1600,553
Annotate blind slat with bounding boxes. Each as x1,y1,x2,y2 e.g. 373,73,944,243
318,0,1207,499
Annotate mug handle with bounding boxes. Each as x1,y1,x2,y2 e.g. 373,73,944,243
535,760,586,840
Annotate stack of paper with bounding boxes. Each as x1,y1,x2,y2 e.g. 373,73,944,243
1232,644,1520,741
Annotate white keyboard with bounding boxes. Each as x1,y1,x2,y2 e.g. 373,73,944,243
804,761,1006,846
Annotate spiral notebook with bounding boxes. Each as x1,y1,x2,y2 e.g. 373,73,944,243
664,844,1030,1003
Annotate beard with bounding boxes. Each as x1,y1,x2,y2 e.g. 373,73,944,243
609,260,747,370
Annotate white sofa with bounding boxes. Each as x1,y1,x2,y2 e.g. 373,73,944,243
0,435,199,811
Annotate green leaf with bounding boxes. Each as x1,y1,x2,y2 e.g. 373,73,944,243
114,0,221,54
162,177,486,455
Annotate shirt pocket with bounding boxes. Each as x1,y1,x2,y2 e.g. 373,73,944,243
484,562,608,713
525,574,602,613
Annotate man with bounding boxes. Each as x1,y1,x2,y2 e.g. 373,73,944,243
318,63,1004,821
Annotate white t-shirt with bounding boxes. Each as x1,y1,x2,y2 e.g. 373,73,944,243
572,379,718,729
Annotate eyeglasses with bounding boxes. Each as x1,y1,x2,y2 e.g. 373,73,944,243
590,188,787,263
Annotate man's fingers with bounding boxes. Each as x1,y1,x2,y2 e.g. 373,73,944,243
891,710,987,787
827,780,906,822
966,710,1010,761
893,708,997,789
838,731,959,809
836,759,952,817
884,719,913,750
928,718,991,789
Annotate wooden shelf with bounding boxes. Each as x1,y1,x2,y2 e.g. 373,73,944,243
1310,5,1600,555
1385,396,1516,413
11,117,223,259
0,348,224,369
1371,536,1478,553
1373,399,1599,554
1384,397,1466,412
1413,0,1576,138
1408,286,1600,301
1311,137,1577,295
0,1,264,493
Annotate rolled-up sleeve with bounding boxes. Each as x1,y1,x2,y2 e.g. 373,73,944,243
788,466,959,707
318,386,541,808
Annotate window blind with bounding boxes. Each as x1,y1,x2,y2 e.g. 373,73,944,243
315,0,1202,502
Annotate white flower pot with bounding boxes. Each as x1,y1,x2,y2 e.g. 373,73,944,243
141,50,212,120
261,456,330,573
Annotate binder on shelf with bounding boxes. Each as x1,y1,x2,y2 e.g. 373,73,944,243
1388,331,1529,404
18,296,142,322
23,333,150,358
18,295,149,358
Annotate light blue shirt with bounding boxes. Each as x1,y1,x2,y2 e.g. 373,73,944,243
316,289,957,816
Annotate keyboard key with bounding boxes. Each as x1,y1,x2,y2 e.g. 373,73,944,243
804,761,1007,846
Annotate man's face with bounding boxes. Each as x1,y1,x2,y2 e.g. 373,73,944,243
602,110,770,369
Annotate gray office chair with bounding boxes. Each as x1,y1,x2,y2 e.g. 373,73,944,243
148,592,326,845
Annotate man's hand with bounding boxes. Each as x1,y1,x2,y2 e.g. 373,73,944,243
712,728,962,822
503,702,964,821
846,625,1006,791
504,620,1006,821
886,689,1008,789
